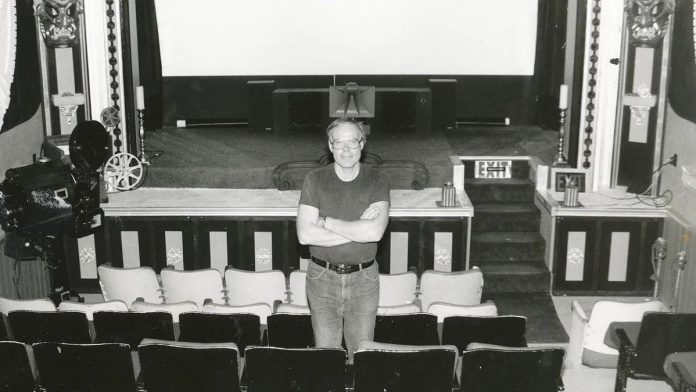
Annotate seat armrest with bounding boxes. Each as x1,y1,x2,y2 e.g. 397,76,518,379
614,328,636,351
566,300,588,368
673,361,696,388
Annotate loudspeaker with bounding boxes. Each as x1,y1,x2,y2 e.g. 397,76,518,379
248,80,275,133
429,79,457,132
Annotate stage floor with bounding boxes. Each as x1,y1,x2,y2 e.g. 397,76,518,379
141,125,558,189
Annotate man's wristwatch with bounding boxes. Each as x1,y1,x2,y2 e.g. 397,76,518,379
318,216,327,228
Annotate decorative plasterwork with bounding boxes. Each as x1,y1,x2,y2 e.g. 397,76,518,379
624,0,675,47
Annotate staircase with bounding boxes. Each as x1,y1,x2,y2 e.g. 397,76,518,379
463,158,550,295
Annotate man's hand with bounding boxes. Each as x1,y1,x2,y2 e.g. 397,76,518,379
360,204,382,220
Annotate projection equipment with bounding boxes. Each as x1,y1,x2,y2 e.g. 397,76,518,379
0,121,110,299
329,83,375,119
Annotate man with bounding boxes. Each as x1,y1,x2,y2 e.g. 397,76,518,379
296,118,390,360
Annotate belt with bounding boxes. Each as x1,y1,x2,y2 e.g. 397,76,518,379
311,256,374,274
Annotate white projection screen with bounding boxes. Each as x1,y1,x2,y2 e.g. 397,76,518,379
155,0,538,77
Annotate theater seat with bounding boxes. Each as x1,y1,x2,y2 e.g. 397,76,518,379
418,268,483,311
178,312,262,356
266,313,314,348
33,342,136,392
202,302,272,325
459,345,565,392
288,270,307,306
441,315,527,355
161,268,227,306
93,311,175,350
97,265,164,307
139,339,242,392
245,346,346,392
427,301,498,323
58,300,128,321
374,313,440,346
0,341,35,392
130,299,198,323
378,271,418,307
0,296,57,315
224,268,287,309
354,341,458,392
8,310,92,344
566,299,663,368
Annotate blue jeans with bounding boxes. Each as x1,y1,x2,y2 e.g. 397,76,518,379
306,259,379,361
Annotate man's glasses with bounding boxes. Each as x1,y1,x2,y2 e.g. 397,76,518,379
330,138,362,149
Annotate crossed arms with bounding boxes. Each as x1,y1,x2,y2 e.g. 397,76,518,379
296,201,390,247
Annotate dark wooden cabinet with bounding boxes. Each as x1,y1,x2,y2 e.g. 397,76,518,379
63,215,468,293
552,216,662,295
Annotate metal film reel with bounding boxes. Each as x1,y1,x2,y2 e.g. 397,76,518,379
103,153,145,191
100,106,120,128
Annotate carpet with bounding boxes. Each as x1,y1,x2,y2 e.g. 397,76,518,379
484,293,569,344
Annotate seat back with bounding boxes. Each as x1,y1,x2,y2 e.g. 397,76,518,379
130,300,198,323
354,341,458,392
418,269,483,311
632,312,696,378
441,315,527,354
8,310,92,344
377,303,422,315
275,303,311,314
0,297,56,315
97,265,163,306
224,268,287,308
161,268,227,306
0,341,35,392
245,346,346,392
33,342,135,392
378,272,418,307
374,313,440,346
139,339,241,392
288,270,307,306
459,347,565,392
57,300,128,321
266,313,314,348
93,311,175,349
0,314,7,340
202,302,273,325
427,301,498,323
178,312,261,355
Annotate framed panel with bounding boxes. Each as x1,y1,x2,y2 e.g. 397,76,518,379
105,217,153,269
553,217,598,292
377,219,420,274
422,218,466,272
240,219,287,271
197,219,240,271
152,219,196,271
62,228,107,293
596,219,659,292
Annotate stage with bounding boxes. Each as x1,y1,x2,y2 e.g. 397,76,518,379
139,125,558,189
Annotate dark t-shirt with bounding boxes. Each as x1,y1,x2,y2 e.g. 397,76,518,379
299,164,390,265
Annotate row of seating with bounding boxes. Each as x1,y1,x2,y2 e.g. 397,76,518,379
566,299,696,392
97,264,485,311
0,305,524,354
0,339,566,392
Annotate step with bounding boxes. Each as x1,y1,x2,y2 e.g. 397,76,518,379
476,262,551,294
470,232,545,264
465,178,536,204
472,203,541,233
461,158,531,180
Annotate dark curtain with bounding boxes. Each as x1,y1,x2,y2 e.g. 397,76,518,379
668,0,696,123
136,0,163,130
1,0,41,134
